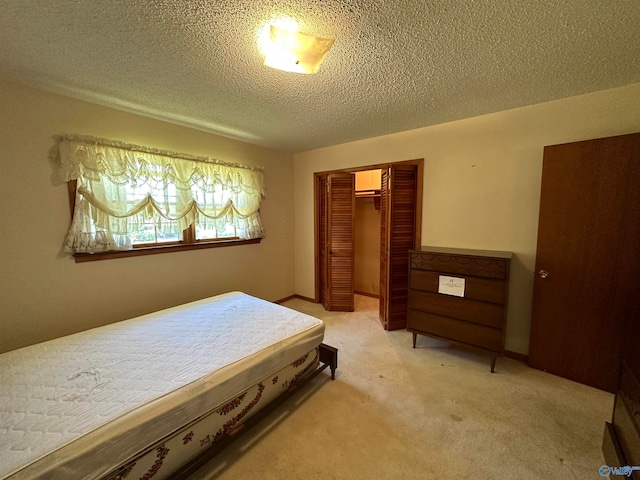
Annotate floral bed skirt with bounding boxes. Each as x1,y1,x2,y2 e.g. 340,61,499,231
105,347,320,480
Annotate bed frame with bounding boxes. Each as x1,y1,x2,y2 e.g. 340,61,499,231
102,343,337,480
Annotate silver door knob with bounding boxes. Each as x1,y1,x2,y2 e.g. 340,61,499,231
538,270,549,279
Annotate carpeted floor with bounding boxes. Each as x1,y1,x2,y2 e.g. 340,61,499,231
189,295,613,479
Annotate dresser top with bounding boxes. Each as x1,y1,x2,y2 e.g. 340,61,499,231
411,246,513,259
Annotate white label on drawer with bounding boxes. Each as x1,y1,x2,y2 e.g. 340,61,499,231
438,275,465,297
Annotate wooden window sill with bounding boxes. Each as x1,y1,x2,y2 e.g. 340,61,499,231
73,238,261,263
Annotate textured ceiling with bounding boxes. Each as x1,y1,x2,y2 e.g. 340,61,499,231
1,1,639,152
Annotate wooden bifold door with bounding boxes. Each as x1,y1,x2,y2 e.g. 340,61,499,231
318,173,355,312
379,165,419,330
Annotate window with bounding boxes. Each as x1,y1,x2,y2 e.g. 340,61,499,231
56,135,265,261
125,183,181,245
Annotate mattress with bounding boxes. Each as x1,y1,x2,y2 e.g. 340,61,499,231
0,292,325,480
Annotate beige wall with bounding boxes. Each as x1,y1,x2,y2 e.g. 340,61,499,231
354,197,381,296
0,81,294,354
293,83,640,355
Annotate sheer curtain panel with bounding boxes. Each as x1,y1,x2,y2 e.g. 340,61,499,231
54,134,266,254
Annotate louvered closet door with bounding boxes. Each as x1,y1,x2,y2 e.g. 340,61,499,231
380,165,418,330
325,173,355,311
379,169,389,327
318,175,329,310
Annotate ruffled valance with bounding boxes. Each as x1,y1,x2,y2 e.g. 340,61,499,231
54,134,266,254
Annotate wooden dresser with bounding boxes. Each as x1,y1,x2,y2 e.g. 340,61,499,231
407,246,512,372
603,361,640,479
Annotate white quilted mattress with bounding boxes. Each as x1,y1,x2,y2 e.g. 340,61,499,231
0,292,324,480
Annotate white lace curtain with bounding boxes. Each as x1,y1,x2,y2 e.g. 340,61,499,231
55,134,265,254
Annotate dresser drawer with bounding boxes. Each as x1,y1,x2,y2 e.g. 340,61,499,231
409,270,506,304
408,290,504,328
615,362,640,468
407,310,503,352
410,253,508,280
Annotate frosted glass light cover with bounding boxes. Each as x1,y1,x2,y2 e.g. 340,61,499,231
264,24,334,74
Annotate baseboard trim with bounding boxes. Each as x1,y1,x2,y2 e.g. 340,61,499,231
273,295,296,304
278,293,381,304
354,290,380,299
504,350,529,363
294,294,317,303
273,294,318,304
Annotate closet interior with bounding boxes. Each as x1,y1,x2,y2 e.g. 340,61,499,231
354,169,382,298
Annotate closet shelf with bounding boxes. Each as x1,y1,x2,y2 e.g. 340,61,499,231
355,190,380,198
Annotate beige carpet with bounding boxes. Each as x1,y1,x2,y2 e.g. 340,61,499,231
189,295,613,480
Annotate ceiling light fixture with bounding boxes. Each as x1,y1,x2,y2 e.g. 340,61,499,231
259,22,334,74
